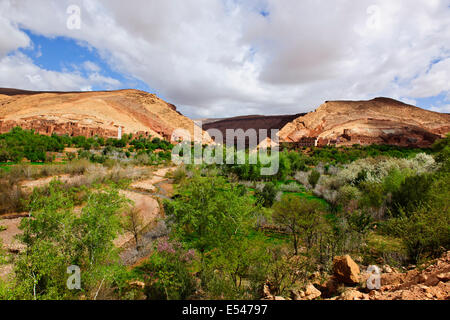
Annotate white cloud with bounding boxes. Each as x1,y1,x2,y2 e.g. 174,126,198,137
0,52,120,91
82,60,100,72
0,0,449,118
404,59,450,98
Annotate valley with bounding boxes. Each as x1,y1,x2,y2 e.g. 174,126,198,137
0,88,449,301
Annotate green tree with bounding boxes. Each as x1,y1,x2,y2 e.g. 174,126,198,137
272,194,325,255
13,181,127,299
390,174,433,217
255,182,277,208
308,169,320,189
165,172,255,274
137,239,196,300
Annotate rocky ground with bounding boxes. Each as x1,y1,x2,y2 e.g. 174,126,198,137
263,252,450,300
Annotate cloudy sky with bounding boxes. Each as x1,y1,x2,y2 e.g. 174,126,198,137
0,0,449,118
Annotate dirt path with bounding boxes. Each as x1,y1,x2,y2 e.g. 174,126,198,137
119,166,176,264
0,218,25,253
0,166,177,272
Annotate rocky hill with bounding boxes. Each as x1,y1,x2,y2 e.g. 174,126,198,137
0,88,210,143
278,98,450,147
202,113,305,142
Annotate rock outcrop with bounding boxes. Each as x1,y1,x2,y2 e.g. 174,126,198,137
278,97,450,148
332,255,361,285
326,252,450,300
0,88,211,143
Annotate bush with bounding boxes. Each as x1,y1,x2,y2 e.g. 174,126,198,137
390,174,433,217
10,182,127,299
137,239,196,300
272,194,326,255
308,169,321,188
0,180,27,214
383,205,449,263
255,182,277,208
172,166,187,184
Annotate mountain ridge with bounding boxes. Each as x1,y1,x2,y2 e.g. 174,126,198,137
278,97,450,147
0,88,211,143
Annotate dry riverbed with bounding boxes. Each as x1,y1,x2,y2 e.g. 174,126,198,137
0,165,177,278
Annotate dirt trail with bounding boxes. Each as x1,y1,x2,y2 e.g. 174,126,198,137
118,166,176,264
0,166,177,270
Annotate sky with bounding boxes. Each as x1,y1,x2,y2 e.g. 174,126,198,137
0,0,449,119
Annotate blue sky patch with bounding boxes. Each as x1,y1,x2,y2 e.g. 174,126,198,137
17,29,152,92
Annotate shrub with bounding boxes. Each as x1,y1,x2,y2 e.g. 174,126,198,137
255,182,277,208
11,183,127,299
272,194,326,255
279,182,303,193
383,205,449,263
0,180,27,214
308,169,321,189
172,166,187,184
137,239,196,300
390,174,433,217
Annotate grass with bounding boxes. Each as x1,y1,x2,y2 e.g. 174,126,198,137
283,191,329,207
365,232,408,266
245,180,328,208
248,229,290,245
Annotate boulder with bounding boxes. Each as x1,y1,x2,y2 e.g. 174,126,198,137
383,265,394,273
332,255,360,285
338,289,364,300
437,272,450,282
128,280,145,289
304,284,321,300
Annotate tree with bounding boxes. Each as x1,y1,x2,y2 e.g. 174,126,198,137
308,169,320,189
13,181,127,299
165,172,255,274
137,239,196,300
206,236,268,294
272,194,325,255
124,207,144,251
255,182,277,208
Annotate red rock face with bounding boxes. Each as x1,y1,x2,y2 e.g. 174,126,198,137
0,118,120,138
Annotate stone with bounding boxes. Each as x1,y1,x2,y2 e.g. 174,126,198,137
418,274,428,283
290,290,306,300
262,283,273,300
437,272,450,282
304,284,321,300
128,280,145,289
383,265,393,273
339,289,363,300
332,255,360,285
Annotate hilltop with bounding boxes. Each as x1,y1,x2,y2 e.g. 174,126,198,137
278,97,450,147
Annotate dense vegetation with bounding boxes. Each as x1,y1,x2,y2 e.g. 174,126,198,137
0,127,173,164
